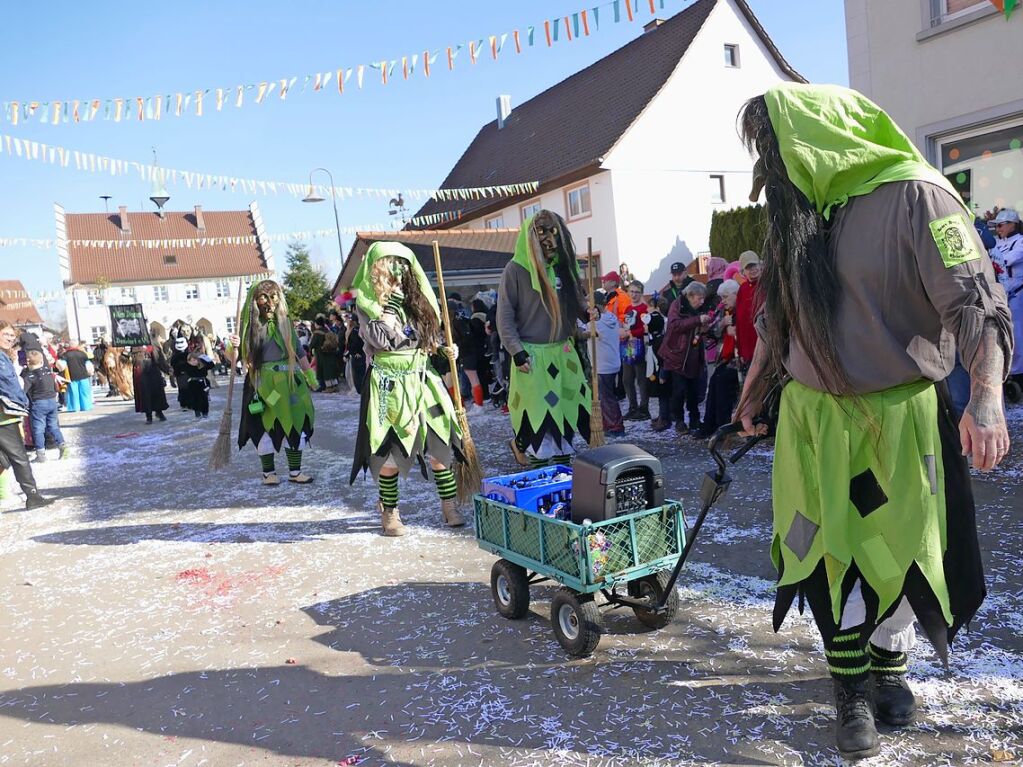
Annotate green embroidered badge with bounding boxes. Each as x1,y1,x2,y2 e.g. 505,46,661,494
929,214,981,269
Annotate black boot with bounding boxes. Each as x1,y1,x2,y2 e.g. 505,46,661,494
25,491,55,510
869,644,916,726
833,677,880,760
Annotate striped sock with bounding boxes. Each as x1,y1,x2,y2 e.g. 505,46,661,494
869,643,908,674
284,448,302,476
259,453,275,475
529,455,549,469
825,630,869,682
379,474,399,509
433,468,457,500
551,454,572,467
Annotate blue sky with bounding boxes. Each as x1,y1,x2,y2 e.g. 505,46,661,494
0,0,847,321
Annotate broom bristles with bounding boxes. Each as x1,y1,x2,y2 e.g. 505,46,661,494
453,407,484,505
588,393,606,447
208,406,234,470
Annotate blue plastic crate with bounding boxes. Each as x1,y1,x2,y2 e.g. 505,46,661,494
482,465,573,515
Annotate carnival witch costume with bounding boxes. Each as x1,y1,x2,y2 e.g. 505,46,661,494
737,84,1013,759
348,242,466,537
233,280,317,485
496,210,591,467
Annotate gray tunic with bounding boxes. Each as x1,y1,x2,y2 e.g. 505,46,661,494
764,180,1012,394
496,261,586,355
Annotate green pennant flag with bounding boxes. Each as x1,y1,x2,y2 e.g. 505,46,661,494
1006,0,1019,18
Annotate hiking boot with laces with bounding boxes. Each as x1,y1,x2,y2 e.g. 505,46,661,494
872,670,916,726
440,497,465,528
379,501,406,537
833,677,880,760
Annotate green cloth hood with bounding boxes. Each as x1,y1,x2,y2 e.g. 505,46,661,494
764,83,967,219
352,241,439,321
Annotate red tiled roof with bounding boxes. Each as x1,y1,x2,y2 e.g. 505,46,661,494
412,0,803,228
62,208,270,285
0,280,43,325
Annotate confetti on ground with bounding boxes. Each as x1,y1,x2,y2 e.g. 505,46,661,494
0,389,1020,766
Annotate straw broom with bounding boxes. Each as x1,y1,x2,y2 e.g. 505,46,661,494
432,240,484,504
209,280,245,470
586,238,606,447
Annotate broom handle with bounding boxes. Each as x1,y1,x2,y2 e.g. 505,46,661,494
587,238,600,396
431,241,465,412
224,280,245,406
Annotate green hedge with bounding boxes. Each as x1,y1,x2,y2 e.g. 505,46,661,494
708,204,768,263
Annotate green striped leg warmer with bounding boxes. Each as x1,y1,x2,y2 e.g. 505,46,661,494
869,644,908,675
433,468,457,501
259,453,276,476
826,630,870,683
551,454,572,467
379,474,399,510
284,448,302,477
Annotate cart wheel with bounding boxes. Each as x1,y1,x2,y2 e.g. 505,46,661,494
550,588,603,658
628,571,680,630
491,559,530,619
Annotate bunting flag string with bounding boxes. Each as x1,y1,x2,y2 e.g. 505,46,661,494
0,132,539,202
0,225,393,250
1,0,678,126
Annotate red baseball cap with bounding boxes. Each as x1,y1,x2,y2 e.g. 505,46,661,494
601,271,620,284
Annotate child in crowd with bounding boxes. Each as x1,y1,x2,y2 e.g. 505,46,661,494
20,349,68,462
590,290,625,437
185,352,214,419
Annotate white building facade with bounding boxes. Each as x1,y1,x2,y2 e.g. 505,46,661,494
57,202,274,345
845,0,1023,216
418,0,802,289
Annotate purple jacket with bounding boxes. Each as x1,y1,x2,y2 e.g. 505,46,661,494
659,299,707,377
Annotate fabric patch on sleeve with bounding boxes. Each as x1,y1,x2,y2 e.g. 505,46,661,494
928,214,981,269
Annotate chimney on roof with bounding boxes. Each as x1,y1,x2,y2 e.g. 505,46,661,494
118,205,131,235
643,18,664,33
194,205,206,232
496,94,512,129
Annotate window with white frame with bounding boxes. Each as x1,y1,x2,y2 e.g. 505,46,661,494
225,317,237,334
85,289,103,306
89,326,106,344
938,119,1023,215
215,280,231,298
724,44,740,68
185,284,200,300
566,183,592,220
153,285,169,302
484,214,505,230
710,175,726,204
520,200,542,221
928,0,988,26
119,287,136,302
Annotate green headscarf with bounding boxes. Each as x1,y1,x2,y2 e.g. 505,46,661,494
764,83,967,220
512,213,579,295
351,241,440,321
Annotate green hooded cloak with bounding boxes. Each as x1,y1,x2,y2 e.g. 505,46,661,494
764,83,967,220
764,84,984,659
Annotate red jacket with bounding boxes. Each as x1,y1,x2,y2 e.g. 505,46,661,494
735,279,763,365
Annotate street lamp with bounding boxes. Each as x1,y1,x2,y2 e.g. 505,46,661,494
302,168,345,268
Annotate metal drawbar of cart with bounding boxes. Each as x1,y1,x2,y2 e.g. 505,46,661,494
474,421,770,657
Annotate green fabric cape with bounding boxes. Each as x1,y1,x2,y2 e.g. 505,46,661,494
512,214,579,295
764,83,967,220
351,241,439,321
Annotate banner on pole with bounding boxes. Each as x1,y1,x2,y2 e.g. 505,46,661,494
109,303,151,347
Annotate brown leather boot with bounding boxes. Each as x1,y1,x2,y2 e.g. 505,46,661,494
440,497,465,527
379,501,406,537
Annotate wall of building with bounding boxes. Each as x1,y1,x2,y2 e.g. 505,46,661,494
462,170,620,273
602,0,794,287
845,0,1023,214
65,277,259,345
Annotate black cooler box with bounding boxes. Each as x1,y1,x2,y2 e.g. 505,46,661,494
570,444,664,524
